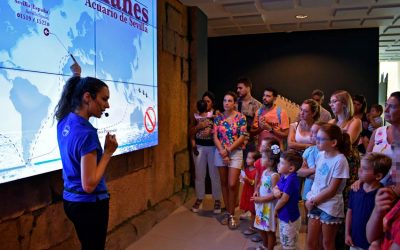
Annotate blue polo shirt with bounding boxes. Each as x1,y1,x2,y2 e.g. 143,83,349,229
57,112,109,202
348,184,381,249
277,172,300,223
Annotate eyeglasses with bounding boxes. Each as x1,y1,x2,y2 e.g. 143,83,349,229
315,136,331,142
329,99,340,105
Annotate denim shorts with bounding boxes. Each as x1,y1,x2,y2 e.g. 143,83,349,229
308,207,343,224
214,149,243,169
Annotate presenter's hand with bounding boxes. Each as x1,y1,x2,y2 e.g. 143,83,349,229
104,132,118,155
70,62,81,76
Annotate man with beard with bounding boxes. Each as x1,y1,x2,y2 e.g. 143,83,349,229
311,89,332,122
251,88,289,149
236,78,262,153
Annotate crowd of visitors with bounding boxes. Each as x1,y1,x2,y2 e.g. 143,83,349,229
189,78,400,250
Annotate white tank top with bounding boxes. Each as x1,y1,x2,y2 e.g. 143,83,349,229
293,122,312,144
372,126,393,155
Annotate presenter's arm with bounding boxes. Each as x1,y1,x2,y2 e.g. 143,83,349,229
81,133,118,193
70,62,81,77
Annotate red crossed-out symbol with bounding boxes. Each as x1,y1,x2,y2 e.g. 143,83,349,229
144,107,156,133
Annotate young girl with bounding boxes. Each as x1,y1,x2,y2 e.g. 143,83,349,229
306,123,350,250
297,121,325,223
251,147,281,250
239,150,261,235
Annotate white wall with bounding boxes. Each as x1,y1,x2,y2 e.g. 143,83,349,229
380,61,400,98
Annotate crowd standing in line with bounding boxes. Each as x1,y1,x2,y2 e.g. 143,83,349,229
189,80,400,250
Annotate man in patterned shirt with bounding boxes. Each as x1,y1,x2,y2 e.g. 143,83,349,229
236,77,262,155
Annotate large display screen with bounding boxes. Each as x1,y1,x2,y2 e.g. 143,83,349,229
0,0,158,184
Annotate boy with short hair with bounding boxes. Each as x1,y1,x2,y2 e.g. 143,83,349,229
345,152,392,250
273,150,303,250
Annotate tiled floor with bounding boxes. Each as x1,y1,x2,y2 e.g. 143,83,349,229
126,195,307,250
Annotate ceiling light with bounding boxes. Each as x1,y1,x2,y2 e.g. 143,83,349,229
295,15,308,19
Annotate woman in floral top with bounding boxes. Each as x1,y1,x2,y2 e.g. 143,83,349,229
214,91,247,230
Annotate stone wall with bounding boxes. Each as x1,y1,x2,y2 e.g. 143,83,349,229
0,0,197,249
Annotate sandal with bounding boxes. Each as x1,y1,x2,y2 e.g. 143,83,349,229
251,234,262,242
242,227,257,235
219,212,229,225
228,215,239,230
213,200,222,214
191,199,202,213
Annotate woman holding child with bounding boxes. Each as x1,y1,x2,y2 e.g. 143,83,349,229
213,91,247,230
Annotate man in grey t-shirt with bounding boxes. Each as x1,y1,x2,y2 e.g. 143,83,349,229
311,89,332,122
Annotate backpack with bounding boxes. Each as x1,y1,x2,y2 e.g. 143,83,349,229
258,106,282,124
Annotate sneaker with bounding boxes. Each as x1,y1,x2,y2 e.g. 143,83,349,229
242,227,257,235
191,199,202,213
213,200,222,214
228,215,239,230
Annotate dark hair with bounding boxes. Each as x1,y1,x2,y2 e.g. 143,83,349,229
362,152,392,176
353,94,367,114
319,123,351,156
224,91,238,102
237,77,252,89
281,150,303,171
54,76,108,121
265,148,280,172
303,99,320,121
312,89,324,98
248,150,262,161
264,87,278,97
196,100,207,113
370,104,383,115
202,91,216,105
390,91,400,103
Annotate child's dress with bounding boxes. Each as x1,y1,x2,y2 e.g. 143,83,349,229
254,170,279,232
240,167,257,214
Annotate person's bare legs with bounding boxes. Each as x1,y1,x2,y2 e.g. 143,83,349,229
267,231,276,250
259,231,268,249
218,167,228,212
307,218,322,250
321,223,339,250
227,167,241,215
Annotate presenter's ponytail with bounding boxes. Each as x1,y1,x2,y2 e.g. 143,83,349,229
54,76,81,121
54,76,108,121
